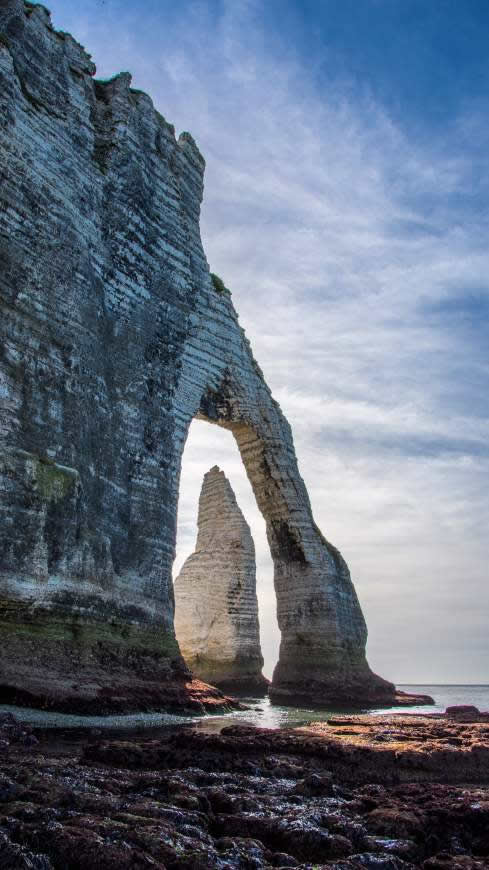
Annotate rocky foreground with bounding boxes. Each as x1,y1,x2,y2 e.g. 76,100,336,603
0,708,489,869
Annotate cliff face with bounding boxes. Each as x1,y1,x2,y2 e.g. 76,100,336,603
0,0,393,710
174,467,267,693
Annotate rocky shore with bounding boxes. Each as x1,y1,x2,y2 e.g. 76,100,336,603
0,707,488,869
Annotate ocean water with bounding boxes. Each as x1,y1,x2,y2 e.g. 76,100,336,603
190,684,489,733
1,684,487,732
382,685,489,716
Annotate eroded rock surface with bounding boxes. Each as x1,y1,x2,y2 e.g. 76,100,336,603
1,0,394,710
174,466,267,693
0,713,488,869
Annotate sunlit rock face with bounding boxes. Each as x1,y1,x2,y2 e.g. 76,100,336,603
174,467,268,694
0,0,394,711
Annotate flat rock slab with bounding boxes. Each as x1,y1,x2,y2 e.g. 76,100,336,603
299,710,489,785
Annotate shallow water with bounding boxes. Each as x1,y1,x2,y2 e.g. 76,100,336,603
1,684,487,732
191,684,489,733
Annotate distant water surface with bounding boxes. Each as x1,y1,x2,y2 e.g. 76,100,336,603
190,684,489,733
1,685,487,732
381,684,489,716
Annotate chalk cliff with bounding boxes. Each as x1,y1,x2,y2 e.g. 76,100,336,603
0,0,395,711
174,467,267,693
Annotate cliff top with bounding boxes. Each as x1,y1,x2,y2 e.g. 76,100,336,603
0,0,205,167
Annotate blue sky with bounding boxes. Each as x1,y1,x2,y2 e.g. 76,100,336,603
273,0,489,126
48,0,489,683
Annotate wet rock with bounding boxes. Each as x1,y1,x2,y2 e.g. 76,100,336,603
332,855,416,869
214,813,353,862
293,772,334,797
366,808,424,839
0,716,37,748
445,707,482,720
279,822,353,862
0,831,53,869
268,853,299,867
363,836,419,860
0,777,23,802
215,836,272,867
422,855,487,869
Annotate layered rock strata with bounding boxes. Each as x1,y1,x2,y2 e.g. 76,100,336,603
0,0,395,710
174,467,268,693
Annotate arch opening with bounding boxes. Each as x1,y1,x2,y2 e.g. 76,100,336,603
173,417,280,682
169,348,395,707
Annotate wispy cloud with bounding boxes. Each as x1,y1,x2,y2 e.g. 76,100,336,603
49,0,489,681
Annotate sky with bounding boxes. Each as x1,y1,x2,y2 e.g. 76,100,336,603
47,0,489,683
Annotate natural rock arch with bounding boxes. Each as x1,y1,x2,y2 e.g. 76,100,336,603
0,0,395,711
170,298,393,705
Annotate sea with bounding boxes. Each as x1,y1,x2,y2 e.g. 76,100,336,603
1,685,488,732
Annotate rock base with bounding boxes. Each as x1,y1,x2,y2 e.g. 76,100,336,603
268,673,434,709
214,673,270,697
391,689,436,707
0,601,243,714
0,677,242,716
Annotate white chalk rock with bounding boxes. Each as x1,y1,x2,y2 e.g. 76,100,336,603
174,467,268,693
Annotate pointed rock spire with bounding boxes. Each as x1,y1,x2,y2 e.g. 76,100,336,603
174,467,268,694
